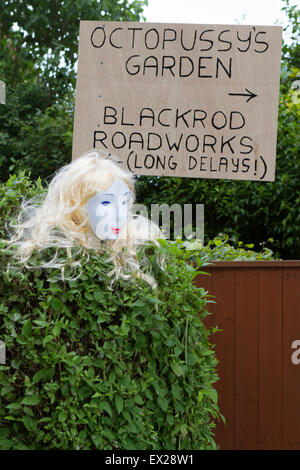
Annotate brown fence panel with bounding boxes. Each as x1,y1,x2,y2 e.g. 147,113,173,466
258,268,283,449
235,268,259,449
195,261,300,450
283,268,300,449
210,268,235,450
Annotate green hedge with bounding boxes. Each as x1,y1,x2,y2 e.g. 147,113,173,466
0,244,222,450
0,174,223,450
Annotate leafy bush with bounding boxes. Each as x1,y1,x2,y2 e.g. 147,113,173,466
0,83,73,182
0,174,221,450
0,246,222,450
184,235,275,262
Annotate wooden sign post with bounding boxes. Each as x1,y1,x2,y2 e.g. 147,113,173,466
72,21,282,181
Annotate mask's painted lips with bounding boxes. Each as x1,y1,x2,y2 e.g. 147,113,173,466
111,227,120,234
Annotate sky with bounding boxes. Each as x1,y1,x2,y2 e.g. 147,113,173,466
143,0,295,41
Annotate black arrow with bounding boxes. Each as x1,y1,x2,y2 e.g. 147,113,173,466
228,88,257,102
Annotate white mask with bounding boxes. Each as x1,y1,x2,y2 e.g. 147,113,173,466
87,179,131,240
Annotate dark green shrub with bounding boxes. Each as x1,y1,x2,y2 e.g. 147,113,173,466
0,83,73,182
0,245,222,450
0,174,221,450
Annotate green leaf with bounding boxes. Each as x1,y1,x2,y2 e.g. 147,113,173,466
171,362,183,377
91,434,102,447
108,371,116,384
23,416,37,431
52,324,61,337
58,411,68,422
167,415,174,425
180,424,188,438
22,319,32,337
209,388,218,404
21,395,40,406
1,384,14,395
6,402,22,410
51,298,63,311
32,369,46,384
94,290,105,301
33,319,49,328
158,397,169,412
100,401,112,418
135,395,143,405
115,395,123,414
127,421,139,434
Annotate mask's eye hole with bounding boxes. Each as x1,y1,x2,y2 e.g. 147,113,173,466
101,201,111,206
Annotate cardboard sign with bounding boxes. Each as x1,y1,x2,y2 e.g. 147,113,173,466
72,21,282,181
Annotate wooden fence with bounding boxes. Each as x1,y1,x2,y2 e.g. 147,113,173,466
195,261,300,450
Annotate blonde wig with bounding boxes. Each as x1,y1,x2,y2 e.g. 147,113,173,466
6,151,163,288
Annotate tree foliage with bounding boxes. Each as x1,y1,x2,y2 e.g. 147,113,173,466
281,0,300,68
0,0,148,179
0,0,148,96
